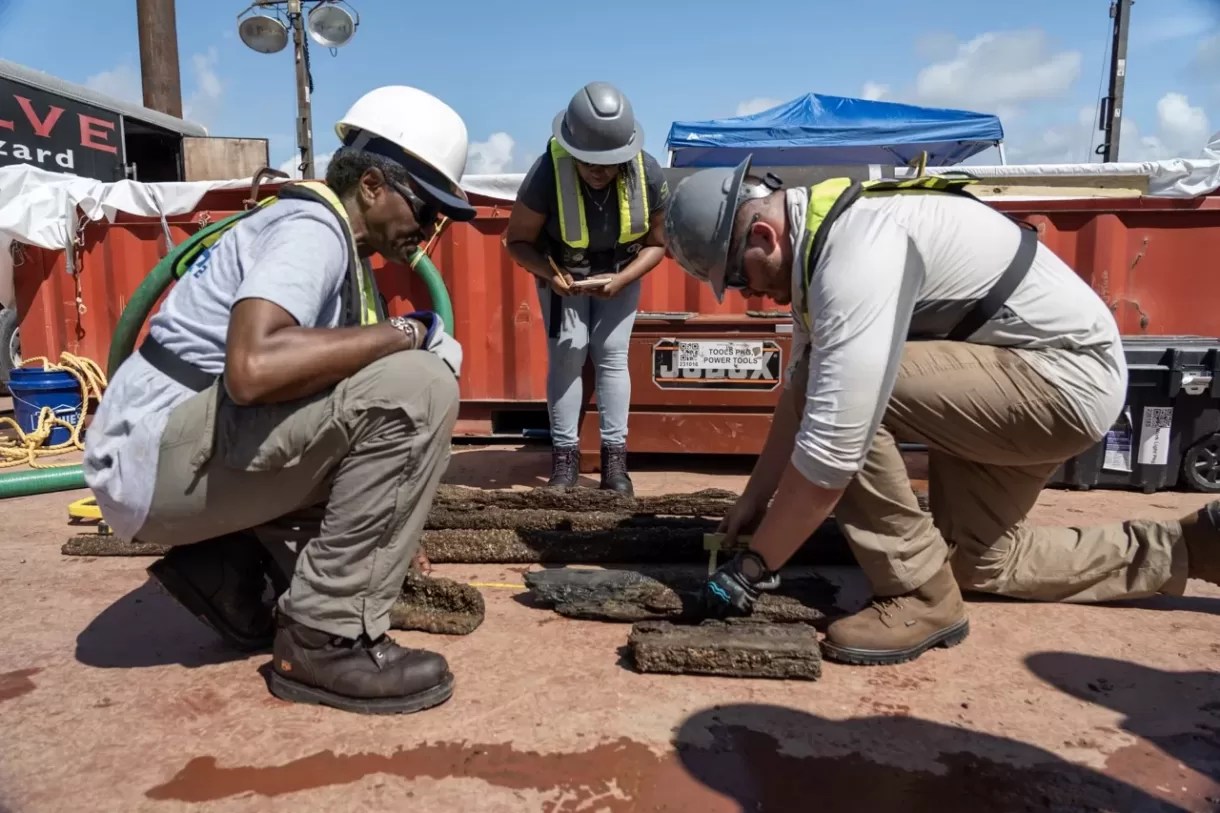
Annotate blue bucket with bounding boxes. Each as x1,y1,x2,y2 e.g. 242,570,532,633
8,367,83,447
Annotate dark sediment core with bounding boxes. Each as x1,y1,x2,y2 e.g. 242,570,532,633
62,535,170,556
389,572,485,635
522,566,839,624
431,485,740,516
628,619,822,680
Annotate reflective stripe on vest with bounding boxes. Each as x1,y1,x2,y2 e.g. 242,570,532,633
172,181,382,328
277,181,382,327
796,175,981,331
796,174,1040,343
548,137,649,249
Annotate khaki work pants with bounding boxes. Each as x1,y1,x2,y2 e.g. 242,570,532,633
796,341,1190,602
135,350,459,640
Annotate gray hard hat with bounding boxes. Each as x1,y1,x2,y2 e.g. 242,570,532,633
663,155,754,303
552,81,644,165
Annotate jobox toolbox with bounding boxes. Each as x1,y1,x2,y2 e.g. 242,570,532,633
1048,335,1220,493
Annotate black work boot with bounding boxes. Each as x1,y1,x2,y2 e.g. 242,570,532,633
600,444,633,496
268,614,454,715
146,533,275,652
546,445,580,489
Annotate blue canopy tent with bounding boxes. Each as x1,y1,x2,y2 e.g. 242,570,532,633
664,93,1005,168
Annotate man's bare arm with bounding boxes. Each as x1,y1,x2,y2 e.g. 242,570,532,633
224,298,420,406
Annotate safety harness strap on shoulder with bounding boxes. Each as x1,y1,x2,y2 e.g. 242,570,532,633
136,181,379,393
945,220,1038,341
802,174,1039,342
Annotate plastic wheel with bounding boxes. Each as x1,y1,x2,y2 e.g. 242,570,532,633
1181,433,1220,493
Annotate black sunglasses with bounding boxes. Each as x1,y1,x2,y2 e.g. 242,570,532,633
723,211,761,291
391,179,438,230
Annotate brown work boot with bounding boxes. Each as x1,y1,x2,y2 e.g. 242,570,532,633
599,444,634,496
546,446,580,489
146,533,275,652
1181,500,1220,586
821,563,969,666
268,614,454,715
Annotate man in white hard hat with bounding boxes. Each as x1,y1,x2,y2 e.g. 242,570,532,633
84,86,476,714
665,155,1220,666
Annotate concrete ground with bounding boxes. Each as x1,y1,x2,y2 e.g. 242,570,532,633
1,442,1218,812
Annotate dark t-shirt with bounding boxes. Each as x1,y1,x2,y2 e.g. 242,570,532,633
517,147,668,274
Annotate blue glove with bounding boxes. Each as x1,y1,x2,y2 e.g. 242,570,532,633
406,310,444,347
703,551,780,618
405,310,462,378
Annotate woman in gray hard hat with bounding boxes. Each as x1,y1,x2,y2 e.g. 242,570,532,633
506,81,669,495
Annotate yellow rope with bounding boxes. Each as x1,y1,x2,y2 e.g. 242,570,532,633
0,353,107,469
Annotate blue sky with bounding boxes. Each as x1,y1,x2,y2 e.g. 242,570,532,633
1,0,1217,175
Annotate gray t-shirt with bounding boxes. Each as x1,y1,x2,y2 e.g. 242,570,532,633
83,198,350,540
517,148,668,274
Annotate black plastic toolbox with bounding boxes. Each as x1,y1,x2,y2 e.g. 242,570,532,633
1047,336,1220,494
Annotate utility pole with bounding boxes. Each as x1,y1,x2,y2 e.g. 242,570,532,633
135,0,183,118
288,0,314,178
1097,0,1133,163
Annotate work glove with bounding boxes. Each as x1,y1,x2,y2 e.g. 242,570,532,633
406,310,463,379
702,551,781,618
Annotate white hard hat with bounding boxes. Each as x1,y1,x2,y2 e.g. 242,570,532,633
335,85,476,221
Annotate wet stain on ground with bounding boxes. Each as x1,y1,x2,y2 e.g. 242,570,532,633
144,723,1215,812
0,668,42,703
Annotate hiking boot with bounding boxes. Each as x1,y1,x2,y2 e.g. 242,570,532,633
1182,499,1220,586
268,614,454,715
546,446,580,489
600,443,633,496
146,533,275,652
821,562,969,666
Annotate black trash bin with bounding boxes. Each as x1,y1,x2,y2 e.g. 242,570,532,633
1047,336,1220,494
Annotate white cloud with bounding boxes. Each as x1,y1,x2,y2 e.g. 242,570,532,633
1007,93,1213,165
84,64,142,105
278,150,333,180
465,132,515,174
735,97,782,116
183,47,222,128
860,82,889,101
1152,92,1212,156
913,30,1081,111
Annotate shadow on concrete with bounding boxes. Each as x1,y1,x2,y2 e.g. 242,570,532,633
74,578,257,669
1026,652,1220,790
673,701,1200,812
1093,593,1220,616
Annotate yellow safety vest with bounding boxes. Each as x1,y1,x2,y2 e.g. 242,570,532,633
797,174,1038,340
548,137,649,248
180,180,382,327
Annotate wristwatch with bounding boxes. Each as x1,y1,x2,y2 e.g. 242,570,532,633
388,316,420,348
736,550,774,584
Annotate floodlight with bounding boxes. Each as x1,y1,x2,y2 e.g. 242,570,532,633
238,12,289,54
306,3,357,48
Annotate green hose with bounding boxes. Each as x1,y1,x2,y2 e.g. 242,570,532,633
408,248,454,331
0,228,455,500
0,466,87,499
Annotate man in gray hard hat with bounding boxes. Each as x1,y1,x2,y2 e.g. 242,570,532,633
506,81,668,494
665,155,1220,666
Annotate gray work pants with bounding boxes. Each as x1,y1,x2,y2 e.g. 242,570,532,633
536,278,641,447
134,350,459,640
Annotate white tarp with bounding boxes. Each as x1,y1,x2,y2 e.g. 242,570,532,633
0,164,252,251
0,164,255,309
457,153,1220,203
